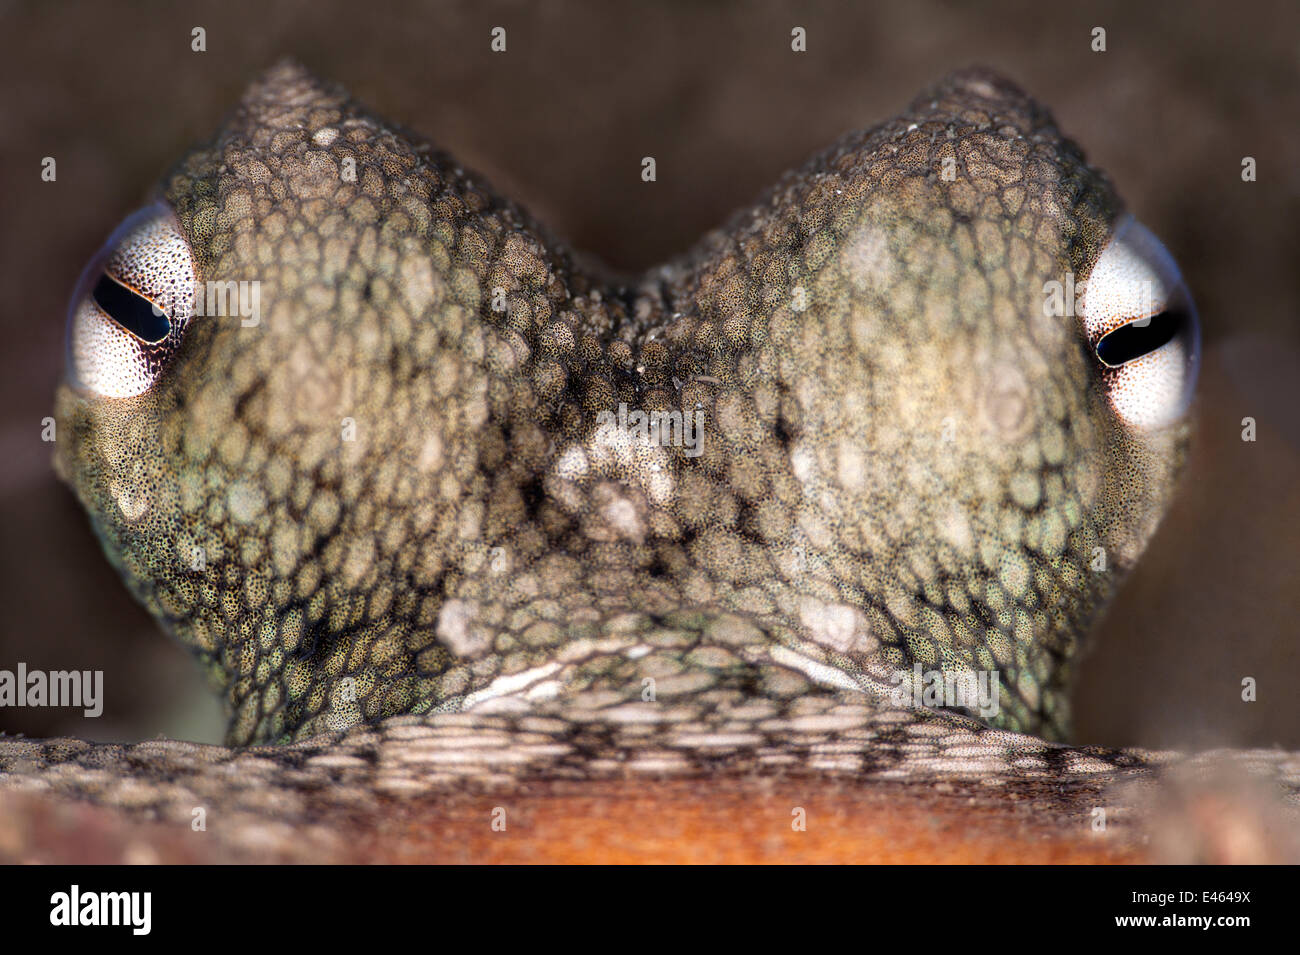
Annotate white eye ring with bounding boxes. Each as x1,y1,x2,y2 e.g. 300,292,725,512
66,203,196,398
1080,215,1200,429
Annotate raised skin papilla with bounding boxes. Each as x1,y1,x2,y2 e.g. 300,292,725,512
54,62,1195,749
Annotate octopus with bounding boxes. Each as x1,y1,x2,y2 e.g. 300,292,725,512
7,62,1282,864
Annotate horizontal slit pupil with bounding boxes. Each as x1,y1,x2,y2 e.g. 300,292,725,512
91,273,170,344
1096,311,1182,367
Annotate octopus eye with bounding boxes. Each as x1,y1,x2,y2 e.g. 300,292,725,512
66,202,195,398
1080,215,1200,429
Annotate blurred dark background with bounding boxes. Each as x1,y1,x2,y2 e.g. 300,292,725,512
0,0,1295,747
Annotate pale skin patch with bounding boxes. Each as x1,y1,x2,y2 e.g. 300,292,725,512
798,597,875,655
437,599,489,659
842,222,897,293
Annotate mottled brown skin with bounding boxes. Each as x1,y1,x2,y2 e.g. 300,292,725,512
51,63,1184,750
8,63,1267,864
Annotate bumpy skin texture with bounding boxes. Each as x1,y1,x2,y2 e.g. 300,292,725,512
53,62,1186,750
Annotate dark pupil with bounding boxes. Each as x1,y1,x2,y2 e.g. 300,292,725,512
1095,309,1183,367
91,273,171,344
